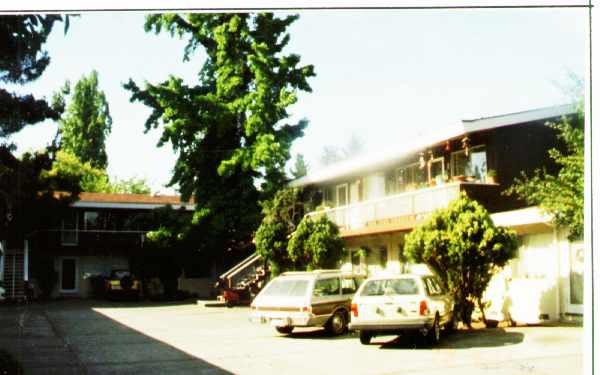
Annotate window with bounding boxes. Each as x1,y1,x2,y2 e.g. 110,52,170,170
261,279,309,297
341,278,358,294
451,145,487,182
361,278,419,296
84,211,99,230
336,184,348,207
423,277,443,296
61,212,78,245
313,278,341,297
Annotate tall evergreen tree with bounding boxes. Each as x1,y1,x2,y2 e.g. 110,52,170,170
56,70,112,168
125,14,315,255
0,15,68,141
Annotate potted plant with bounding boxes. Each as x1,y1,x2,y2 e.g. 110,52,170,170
486,169,497,184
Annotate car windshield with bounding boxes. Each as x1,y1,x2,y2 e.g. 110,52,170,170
360,278,419,296
111,270,131,279
260,278,309,297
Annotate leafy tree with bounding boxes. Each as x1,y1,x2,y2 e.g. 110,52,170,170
403,193,518,327
287,215,345,271
505,102,584,240
319,134,365,167
109,177,152,195
0,15,69,141
56,70,112,168
43,150,152,194
125,14,315,258
0,149,75,245
290,153,308,179
255,188,305,275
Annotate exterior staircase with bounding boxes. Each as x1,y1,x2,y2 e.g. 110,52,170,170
217,253,268,297
2,248,25,301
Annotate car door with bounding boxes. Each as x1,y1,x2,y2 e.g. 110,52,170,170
311,277,342,324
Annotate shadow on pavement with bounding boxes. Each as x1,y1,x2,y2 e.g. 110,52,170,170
0,300,231,374
284,327,358,341
376,328,525,350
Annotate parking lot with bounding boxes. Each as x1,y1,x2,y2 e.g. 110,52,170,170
1,300,583,375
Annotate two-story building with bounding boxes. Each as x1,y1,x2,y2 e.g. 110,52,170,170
1,192,198,300
291,103,583,324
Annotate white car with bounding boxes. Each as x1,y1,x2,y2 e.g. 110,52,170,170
348,274,455,345
250,270,364,335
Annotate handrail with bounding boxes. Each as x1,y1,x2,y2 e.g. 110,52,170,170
219,253,262,280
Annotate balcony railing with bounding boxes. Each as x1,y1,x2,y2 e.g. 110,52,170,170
307,182,495,231
30,230,147,251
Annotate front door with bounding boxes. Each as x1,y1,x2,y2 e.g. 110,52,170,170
60,258,78,293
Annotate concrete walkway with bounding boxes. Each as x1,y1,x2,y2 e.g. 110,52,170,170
0,302,82,374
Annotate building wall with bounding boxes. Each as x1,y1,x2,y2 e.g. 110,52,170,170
50,254,129,298
340,225,582,323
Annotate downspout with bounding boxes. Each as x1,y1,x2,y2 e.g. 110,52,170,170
553,227,561,321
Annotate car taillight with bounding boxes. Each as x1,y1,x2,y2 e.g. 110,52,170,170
301,306,312,313
351,303,358,317
419,300,428,315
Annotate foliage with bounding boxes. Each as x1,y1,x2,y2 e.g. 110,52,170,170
319,133,365,167
255,188,305,275
0,15,73,244
505,102,584,240
125,13,315,257
0,148,76,244
403,193,518,326
290,153,308,179
55,70,112,168
0,15,69,140
43,150,152,194
287,215,346,271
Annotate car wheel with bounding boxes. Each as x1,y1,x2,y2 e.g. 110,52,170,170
485,319,499,328
427,315,441,345
275,326,294,335
359,331,372,345
327,311,347,335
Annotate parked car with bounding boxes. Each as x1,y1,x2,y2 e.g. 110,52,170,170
348,274,455,345
105,270,141,300
249,270,365,335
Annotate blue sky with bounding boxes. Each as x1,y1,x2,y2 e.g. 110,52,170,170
10,9,587,193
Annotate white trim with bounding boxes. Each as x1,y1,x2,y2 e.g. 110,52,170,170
0,241,4,283
59,257,79,293
461,103,576,133
24,240,29,282
491,206,553,228
72,201,195,211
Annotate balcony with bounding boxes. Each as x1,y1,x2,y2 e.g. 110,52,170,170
30,230,147,253
307,182,501,237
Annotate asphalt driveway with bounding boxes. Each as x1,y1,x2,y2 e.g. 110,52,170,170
0,300,583,374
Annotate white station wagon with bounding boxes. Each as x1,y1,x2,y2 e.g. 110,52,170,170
348,274,455,345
